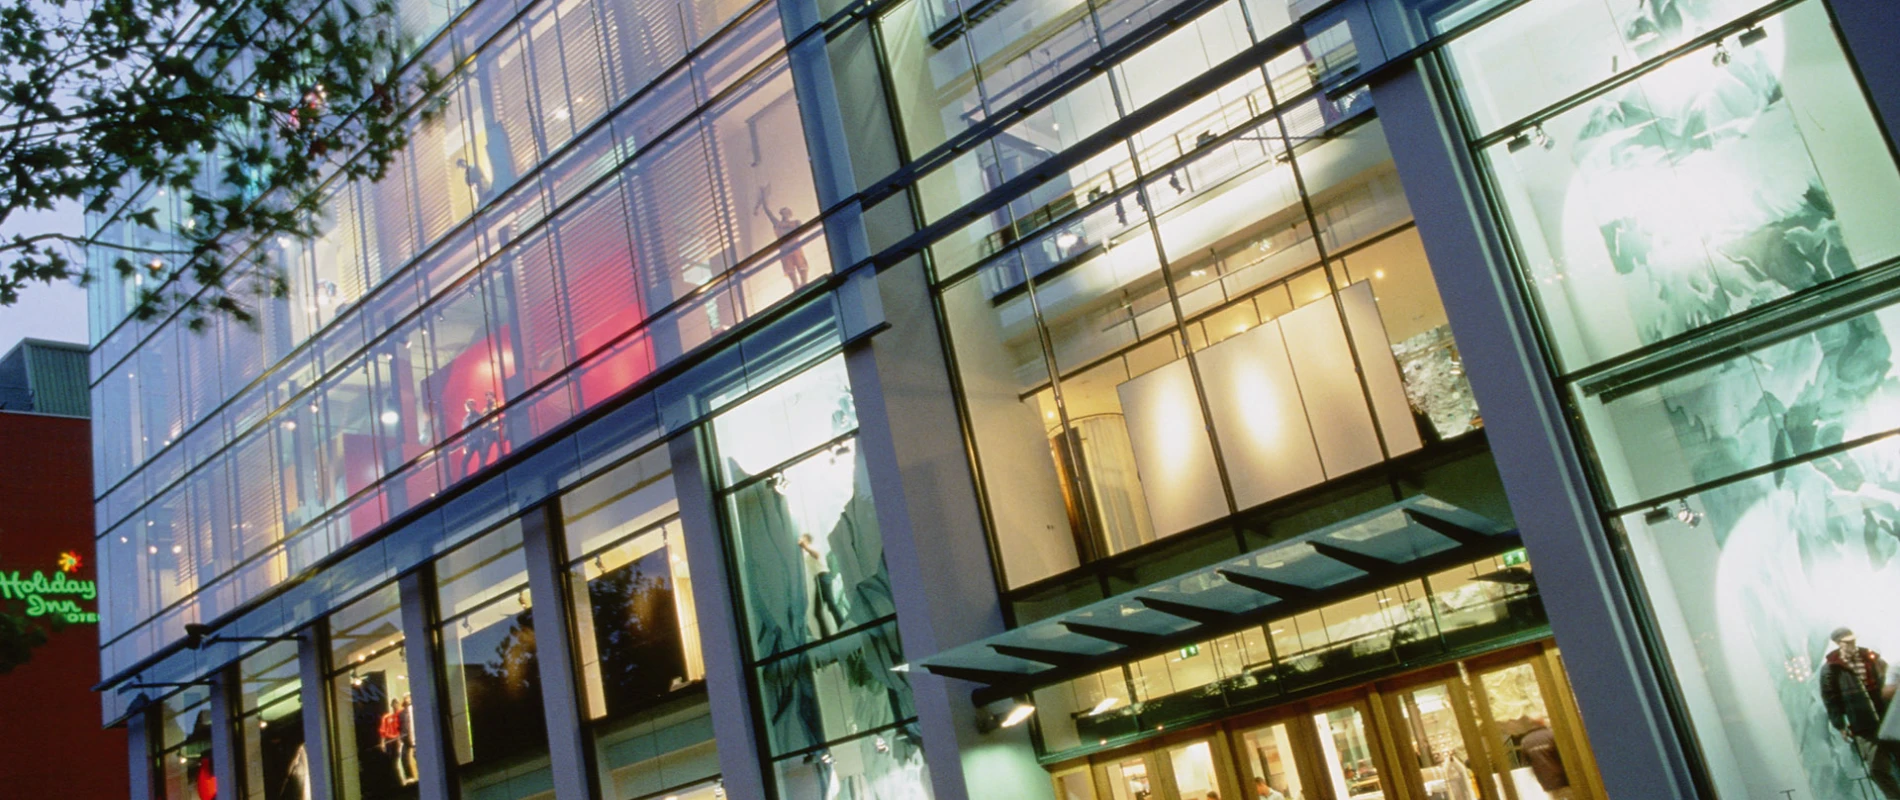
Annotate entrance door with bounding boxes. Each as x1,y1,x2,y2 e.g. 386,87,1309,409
1468,656,1598,800
1099,751,1162,800
1233,718,1313,800
1310,703,1388,800
1160,737,1235,800
1387,679,1488,800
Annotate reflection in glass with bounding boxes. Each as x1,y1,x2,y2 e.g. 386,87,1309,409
155,689,215,800
772,733,932,800
435,525,551,797
237,642,308,800
569,523,704,722
1165,740,1223,799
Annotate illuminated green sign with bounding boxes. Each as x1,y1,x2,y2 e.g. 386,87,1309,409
0,553,98,624
1501,549,1529,567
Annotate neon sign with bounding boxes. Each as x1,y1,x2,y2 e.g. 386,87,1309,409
0,556,98,624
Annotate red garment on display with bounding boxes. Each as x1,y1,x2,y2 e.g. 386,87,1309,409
195,755,216,800
380,711,402,742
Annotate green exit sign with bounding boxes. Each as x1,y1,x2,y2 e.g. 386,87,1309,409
1179,644,1200,659
1501,549,1528,567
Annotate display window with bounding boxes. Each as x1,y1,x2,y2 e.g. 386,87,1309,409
154,687,216,800
558,451,719,800
707,355,931,798
433,521,554,799
235,642,308,800
329,584,421,800
1443,0,1900,796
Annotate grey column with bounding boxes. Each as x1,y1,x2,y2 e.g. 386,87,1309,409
778,0,873,273
399,570,456,800
667,432,767,800
1368,64,1700,800
209,668,242,800
519,502,598,800
128,702,158,800
297,626,339,800
1827,0,1900,141
842,257,1053,800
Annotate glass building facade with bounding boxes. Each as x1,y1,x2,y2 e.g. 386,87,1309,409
87,0,1900,796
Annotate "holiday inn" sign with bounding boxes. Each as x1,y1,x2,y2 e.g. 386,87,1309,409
0,552,98,624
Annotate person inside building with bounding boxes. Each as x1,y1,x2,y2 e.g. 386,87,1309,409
1516,716,1571,800
379,698,406,784
1820,627,1900,799
1254,777,1286,800
755,186,810,288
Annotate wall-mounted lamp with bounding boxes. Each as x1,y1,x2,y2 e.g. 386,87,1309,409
975,700,1037,733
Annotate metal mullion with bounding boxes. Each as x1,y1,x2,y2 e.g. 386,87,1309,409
747,613,902,668
1260,64,1399,471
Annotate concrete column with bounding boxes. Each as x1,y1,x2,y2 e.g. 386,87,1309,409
1827,0,1900,144
1367,64,1700,800
399,570,455,800
297,626,338,800
841,257,1053,800
208,668,242,800
128,702,158,800
520,502,599,800
668,433,767,800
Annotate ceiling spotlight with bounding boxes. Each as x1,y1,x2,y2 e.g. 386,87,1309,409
1675,500,1703,528
1054,231,1081,251
1711,40,1731,67
976,700,1038,732
380,410,400,426
1507,132,1533,153
1737,25,1767,47
1532,125,1554,150
1001,702,1036,728
1087,697,1120,716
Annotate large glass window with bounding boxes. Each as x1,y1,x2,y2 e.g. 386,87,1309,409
1452,0,1900,371
330,584,422,800
939,112,1474,587
708,356,931,798
559,452,719,799
154,687,215,800
1444,0,1900,798
236,642,307,800
434,522,553,800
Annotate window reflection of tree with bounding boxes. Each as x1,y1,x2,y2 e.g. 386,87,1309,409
586,548,687,716
456,605,547,768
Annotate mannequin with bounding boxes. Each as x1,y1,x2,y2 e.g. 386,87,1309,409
1820,627,1900,799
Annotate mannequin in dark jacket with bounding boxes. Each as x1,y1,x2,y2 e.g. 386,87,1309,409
1820,627,1900,799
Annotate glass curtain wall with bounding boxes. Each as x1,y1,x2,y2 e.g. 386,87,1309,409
934,56,1475,586
154,687,217,800
433,521,555,800
329,584,423,800
93,0,831,680
705,356,932,799
235,642,309,800
558,449,722,799
1440,0,1900,797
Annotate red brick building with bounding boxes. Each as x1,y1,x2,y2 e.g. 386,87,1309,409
0,339,124,799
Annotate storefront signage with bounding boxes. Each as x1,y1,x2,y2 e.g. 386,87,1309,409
0,552,98,624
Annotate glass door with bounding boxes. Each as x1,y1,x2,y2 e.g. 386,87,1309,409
1234,719,1312,800
1389,680,1488,800
1055,764,1098,800
1162,738,1233,800
1100,752,1162,800
1311,703,1387,800
1468,657,1595,800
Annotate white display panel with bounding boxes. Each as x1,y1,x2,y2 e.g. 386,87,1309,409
1282,296,1383,477
1197,314,1327,509
1117,359,1229,537
1340,281,1424,457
